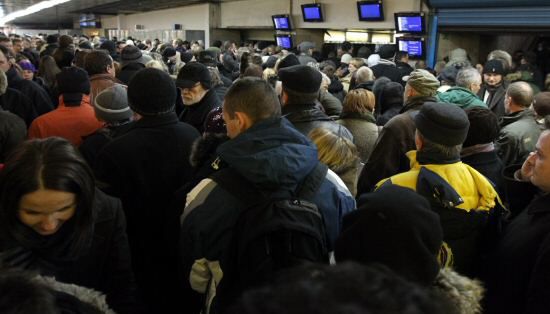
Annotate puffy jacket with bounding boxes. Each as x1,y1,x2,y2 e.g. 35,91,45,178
180,117,356,313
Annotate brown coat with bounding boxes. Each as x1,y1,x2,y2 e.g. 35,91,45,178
90,74,123,105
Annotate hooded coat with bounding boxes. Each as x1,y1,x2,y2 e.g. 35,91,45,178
180,117,355,313
437,87,487,110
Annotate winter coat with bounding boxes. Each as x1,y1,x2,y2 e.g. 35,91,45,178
437,87,487,109
79,122,134,171
461,150,505,197
28,94,104,146
180,117,356,313
116,63,145,85
377,150,503,275
179,88,221,134
6,66,53,115
478,81,509,118
94,112,200,312
0,189,140,314
395,61,414,84
496,109,541,167
0,110,26,162
89,74,123,106
0,87,38,126
282,103,354,141
357,96,437,195
484,166,550,314
318,89,342,117
337,111,379,162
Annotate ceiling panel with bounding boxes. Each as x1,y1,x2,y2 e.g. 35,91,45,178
1,0,235,28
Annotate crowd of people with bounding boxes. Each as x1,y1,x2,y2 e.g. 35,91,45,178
0,32,548,314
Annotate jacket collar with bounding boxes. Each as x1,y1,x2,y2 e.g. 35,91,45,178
499,108,535,128
528,193,550,215
131,112,179,129
339,111,376,123
399,96,437,114
90,73,120,83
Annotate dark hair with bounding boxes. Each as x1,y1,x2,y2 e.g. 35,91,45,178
0,36,10,44
224,77,281,124
212,40,222,48
84,50,113,76
37,55,61,89
341,41,352,52
463,107,500,147
228,262,455,314
0,44,11,59
395,50,409,61
73,50,89,69
0,138,96,256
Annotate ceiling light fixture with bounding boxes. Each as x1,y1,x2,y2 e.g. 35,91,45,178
0,0,72,26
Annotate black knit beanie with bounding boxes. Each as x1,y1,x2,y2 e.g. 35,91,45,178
335,185,443,286
56,66,90,105
414,102,470,146
463,107,499,147
128,68,176,116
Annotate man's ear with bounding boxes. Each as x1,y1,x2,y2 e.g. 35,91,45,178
234,111,253,133
280,89,289,106
415,130,424,151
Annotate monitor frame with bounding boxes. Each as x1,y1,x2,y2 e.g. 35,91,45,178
301,3,324,22
275,34,294,49
357,0,385,22
272,14,292,31
394,12,426,34
396,36,426,59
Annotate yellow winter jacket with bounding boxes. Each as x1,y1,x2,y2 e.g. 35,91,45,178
376,151,501,212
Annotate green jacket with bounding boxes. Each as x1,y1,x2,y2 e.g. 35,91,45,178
437,87,487,109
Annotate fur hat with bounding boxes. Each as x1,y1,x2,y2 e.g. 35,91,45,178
483,59,506,76
94,84,133,123
335,185,444,286
128,68,176,116
415,102,470,146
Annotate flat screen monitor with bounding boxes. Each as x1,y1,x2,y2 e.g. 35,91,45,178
357,0,384,21
301,3,324,22
275,35,293,49
396,37,425,59
272,14,292,31
394,12,425,34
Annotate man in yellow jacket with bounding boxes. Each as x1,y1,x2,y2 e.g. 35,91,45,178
376,101,504,276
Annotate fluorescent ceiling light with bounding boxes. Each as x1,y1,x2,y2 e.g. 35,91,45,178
0,0,72,26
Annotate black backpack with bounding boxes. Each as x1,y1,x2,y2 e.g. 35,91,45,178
210,162,330,311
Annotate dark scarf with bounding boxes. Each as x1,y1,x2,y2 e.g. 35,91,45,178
0,215,93,274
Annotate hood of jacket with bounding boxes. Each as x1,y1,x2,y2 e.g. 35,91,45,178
437,87,485,108
217,117,318,192
433,268,484,314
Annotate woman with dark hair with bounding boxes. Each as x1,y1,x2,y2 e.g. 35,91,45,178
0,137,139,314
37,55,61,106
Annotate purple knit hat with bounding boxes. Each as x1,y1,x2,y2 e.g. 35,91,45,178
18,60,36,72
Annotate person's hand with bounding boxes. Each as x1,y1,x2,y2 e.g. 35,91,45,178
519,152,536,182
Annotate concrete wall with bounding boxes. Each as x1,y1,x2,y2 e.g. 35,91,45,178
220,0,425,29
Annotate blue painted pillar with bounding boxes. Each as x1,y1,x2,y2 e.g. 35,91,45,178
427,14,439,68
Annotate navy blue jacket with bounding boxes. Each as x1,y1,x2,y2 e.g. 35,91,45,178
180,117,355,312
